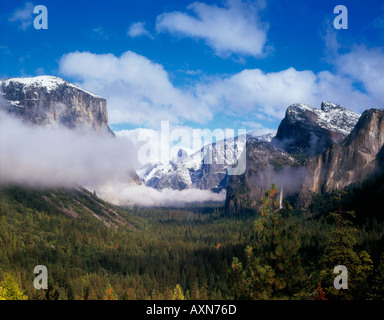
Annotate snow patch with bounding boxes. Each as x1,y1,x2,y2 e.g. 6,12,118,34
1,76,103,99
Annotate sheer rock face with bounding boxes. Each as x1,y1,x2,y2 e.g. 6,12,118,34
272,102,360,156
302,109,384,194
225,105,384,214
0,76,113,135
225,139,299,214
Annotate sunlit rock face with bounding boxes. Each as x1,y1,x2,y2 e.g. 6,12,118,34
272,102,360,156
303,108,384,194
0,76,113,135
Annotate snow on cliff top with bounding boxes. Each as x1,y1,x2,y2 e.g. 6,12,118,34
287,102,361,136
0,76,103,99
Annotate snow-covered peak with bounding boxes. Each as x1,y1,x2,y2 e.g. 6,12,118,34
321,101,345,112
247,131,276,142
286,102,360,136
1,76,103,99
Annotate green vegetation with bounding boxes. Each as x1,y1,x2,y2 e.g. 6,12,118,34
0,184,383,300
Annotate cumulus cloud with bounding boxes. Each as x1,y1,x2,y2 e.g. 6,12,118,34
58,45,384,133
196,67,375,119
97,183,226,207
9,2,35,30
335,46,384,104
59,51,212,127
156,0,268,58
127,21,153,39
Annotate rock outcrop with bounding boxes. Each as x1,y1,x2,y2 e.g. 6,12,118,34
225,105,383,215
225,138,299,214
272,102,360,156
0,76,113,135
302,109,384,194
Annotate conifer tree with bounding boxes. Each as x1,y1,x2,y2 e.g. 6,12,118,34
370,253,384,300
254,184,305,296
320,211,373,299
228,257,248,299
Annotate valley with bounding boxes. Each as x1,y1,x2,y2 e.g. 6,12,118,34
0,76,383,300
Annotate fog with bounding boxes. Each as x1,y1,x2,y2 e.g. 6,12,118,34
0,110,226,207
96,183,226,207
270,166,308,197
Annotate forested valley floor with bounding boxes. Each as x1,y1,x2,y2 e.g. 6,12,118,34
0,185,383,300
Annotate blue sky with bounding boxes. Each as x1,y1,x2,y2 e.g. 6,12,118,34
1,0,384,136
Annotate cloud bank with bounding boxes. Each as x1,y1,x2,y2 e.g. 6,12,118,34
0,110,138,187
196,66,376,119
58,44,384,130
97,183,226,207
0,110,225,207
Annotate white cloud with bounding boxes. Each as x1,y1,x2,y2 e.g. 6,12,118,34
335,46,384,104
127,21,153,39
115,124,214,165
58,46,384,133
240,121,276,136
9,2,35,30
59,51,212,127
91,26,109,40
97,183,226,207
156,0,268,58
0,110,226,206
196,67,375,119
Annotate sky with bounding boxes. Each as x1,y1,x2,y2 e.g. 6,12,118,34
1,0,384,137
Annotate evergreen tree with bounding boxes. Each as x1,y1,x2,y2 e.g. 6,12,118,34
370,253,384,300
243,246,275,299
254,184,305,296
228,257,248,299
320,211,373,299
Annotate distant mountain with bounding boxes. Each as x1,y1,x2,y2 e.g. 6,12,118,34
138,101,362,196
136,129,279,193
137,134,247,192
0,76,114,135
272,102,360,156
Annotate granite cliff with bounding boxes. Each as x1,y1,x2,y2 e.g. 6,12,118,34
0,76,113,135
302,108,384,195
